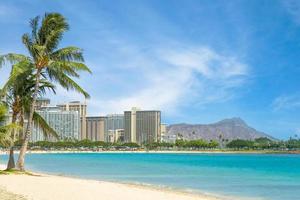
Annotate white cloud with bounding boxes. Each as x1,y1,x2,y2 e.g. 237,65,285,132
0,1,250,118
272,94,300,111
161,47,247,79
83,45,248,116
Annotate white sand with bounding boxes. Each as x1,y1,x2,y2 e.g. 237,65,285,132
0,164,222,200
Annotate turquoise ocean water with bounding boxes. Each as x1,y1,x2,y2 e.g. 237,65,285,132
1,153,300,200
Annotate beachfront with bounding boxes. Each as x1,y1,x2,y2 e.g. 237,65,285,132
0,164,221,200
1,152,299,200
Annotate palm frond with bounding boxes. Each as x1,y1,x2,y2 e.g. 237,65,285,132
0,123,21,146
51,46,85,62
33,112,59,139
22,33,36,60
30,16,40,43
0,53,28,68
0,60,33,95
0,104,7,123
47,67,90,98
39,79,56,95
49,61,80,78
38,13,69,52
61,61,91,74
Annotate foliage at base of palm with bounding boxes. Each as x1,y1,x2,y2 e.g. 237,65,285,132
0,104,20,146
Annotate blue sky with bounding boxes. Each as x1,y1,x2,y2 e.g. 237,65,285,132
0,0,300,139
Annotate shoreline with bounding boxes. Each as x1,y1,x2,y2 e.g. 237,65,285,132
0,164,227,200
1,149,298,155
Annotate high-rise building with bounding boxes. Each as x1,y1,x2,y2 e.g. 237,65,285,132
104,114,124,142
124,107,140,142
160,123,167,142
107,129,125,143
31,106,80,142
124,108,161,144
57,101,87,140
86,116,106,141
35,98,50,109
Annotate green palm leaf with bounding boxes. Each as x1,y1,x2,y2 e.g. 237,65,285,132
33,112,59,140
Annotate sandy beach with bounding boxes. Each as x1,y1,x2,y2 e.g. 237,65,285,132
0,164,222,200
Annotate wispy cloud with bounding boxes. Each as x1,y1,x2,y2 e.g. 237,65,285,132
82,44,248,116
272,94,300,111
3,1,249,117
50,42,249,116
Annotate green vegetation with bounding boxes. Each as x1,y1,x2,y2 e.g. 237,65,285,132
3,137,295,152
174,139,219,149
0,12,90,171
226,137,300,150
0,168,34,176
0,104,11,146
2,65,59,170
26,140,140,150
7,139,218,151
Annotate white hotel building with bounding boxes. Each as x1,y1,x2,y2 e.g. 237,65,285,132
31,106,80,142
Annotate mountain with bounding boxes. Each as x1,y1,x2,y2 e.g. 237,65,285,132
165,117,275,142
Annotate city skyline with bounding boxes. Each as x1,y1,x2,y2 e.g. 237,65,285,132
1,0,300,139
30,99,163,144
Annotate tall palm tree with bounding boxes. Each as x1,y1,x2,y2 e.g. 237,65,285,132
0,13,91,171
2,64,59,170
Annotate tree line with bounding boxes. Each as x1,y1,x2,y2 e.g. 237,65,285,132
226,137,300,150
1,136,299,152
28,140,140,149
7,137,299,151
4,139,218,150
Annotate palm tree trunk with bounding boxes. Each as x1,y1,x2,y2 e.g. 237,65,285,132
6,147,15,170
16,69,41,171
20,108,25,140
6,110,17,170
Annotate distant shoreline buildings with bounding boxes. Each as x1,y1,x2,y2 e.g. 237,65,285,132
31,99,165,145
124,107,161,144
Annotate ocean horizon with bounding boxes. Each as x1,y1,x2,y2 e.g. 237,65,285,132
1,153,299,200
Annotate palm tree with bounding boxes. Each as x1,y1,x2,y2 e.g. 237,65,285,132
2,64,59,170
0,13,91,171
0,104,20,156
0,104,10,145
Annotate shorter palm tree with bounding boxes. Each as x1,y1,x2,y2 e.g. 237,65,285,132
1,64,59,169
0,104,11,144
0,104,20,166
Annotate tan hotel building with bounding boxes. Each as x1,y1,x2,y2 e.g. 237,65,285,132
86,116,106,141
124,108,161,144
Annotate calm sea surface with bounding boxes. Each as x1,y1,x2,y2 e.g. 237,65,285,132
1,153,300,200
